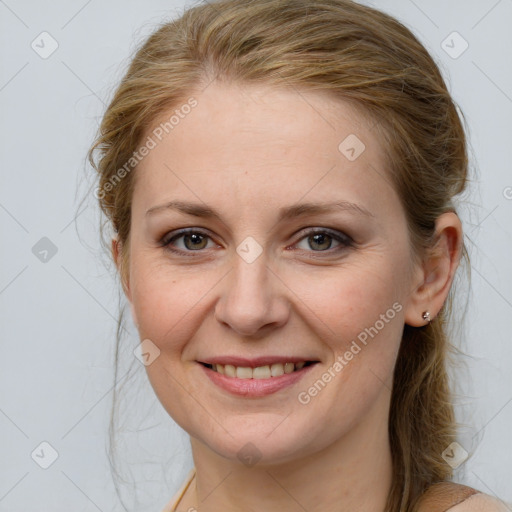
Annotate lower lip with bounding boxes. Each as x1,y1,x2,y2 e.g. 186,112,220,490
199,363,317,397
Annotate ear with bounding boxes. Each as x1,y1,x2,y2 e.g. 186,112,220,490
403,212,463,327
111,235,138,327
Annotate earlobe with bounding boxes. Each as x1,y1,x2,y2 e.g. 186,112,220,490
111,235,121,268
112,235,132,298
403,212,463,327
111,235,138,327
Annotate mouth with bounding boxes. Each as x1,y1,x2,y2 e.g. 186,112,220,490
199,361,318,379
196,356,321,397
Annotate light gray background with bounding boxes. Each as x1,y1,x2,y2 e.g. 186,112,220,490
1,0,511,511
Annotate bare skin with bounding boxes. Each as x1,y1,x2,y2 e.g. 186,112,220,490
113,80,463,511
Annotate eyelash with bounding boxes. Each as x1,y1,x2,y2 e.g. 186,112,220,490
160,228,353,257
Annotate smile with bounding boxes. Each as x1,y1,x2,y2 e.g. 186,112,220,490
201,361,316,379
198,360,319,397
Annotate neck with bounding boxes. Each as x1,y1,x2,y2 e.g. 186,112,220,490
185,390,393,512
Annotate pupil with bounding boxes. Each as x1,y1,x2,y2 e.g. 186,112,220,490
185,233,206,250
310,233,331,251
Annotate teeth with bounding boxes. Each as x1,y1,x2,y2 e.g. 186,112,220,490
284,362,294,374
270,363,284,377
253,365,271,379
208,362,310,379
224,364,236,378
236,367,253,379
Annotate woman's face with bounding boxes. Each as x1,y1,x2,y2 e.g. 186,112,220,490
124,81,422,465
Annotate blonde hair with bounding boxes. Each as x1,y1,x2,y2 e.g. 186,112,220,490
88,1,470,510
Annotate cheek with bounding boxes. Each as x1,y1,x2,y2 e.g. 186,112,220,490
283,259,405,400
129,257,217,350
290,264,404,445
284,258,402,338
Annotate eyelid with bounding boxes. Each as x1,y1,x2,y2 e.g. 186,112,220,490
288,227,353,254
161,228,220,256
161,227,212,246
291,227,353,245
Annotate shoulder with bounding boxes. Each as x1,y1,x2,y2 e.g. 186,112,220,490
416,483,510,512
447,492,510,511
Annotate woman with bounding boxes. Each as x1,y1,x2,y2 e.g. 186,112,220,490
89,0,508,510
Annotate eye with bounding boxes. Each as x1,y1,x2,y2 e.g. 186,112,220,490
160,227,352,256
293,228,352,253
161,229,216,253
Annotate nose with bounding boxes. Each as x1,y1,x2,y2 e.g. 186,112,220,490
214,254,291,338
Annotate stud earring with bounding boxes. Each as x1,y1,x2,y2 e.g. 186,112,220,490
422,311,431,324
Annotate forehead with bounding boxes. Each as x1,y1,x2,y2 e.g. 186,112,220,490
132,81,399,220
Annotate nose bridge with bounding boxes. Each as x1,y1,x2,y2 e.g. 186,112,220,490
214,251,289,336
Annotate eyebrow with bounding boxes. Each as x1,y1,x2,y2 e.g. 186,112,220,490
145,200,374,221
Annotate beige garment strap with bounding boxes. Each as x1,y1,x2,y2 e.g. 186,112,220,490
161,468,196,512
415,482,481,512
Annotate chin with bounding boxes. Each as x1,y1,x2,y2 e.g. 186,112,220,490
190,411,335,467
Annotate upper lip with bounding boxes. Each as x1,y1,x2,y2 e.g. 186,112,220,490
198,356,319,367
